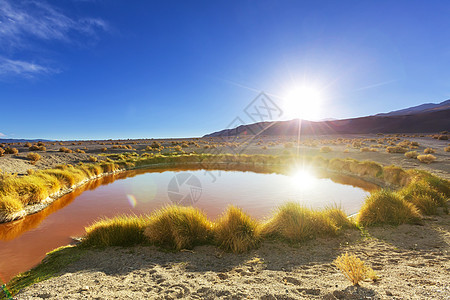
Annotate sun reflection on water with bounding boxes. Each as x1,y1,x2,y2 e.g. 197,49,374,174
290,169,317,190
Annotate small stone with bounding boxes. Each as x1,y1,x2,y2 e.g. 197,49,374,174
386,290,393,296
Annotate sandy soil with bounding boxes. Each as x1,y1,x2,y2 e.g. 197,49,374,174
16,214,450,299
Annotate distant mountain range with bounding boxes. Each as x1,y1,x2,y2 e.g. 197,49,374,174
205,99,450,137
376,99,450,116
0,139,54,143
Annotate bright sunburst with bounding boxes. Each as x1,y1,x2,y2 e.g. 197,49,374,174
290,169,316,190
284,86,323,120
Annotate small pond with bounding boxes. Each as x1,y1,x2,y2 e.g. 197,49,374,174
0,167,378,282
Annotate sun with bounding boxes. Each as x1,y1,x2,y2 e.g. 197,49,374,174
284,86,323,120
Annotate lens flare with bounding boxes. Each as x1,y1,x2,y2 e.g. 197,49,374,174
126,194,137,208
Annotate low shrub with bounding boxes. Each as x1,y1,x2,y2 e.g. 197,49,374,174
423,148,436,154
4,147,19,155
357,189,421,226
404,151,418,159
383,166,410,186
320,146,332,153
386,146,408,153
214,206,261,253
417,154,436,164
88,156,98,162
0,147,4,156
445,146,450,152
27,152,42,164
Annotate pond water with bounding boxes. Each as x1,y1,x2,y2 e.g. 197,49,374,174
0,167,377,282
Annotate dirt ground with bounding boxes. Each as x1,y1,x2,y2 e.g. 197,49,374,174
16,214,450,299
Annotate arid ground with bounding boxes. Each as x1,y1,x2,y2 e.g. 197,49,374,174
1,133,449,299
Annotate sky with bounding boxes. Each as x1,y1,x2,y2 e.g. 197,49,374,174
1,0,450,140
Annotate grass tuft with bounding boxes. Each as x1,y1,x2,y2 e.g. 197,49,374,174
334,252,376,286
357,189,421,226
417,154,436,164
262,202,338,243
144,206,212,250
214,206,261,253
83,215,149,247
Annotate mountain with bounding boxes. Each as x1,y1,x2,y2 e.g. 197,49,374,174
0,138,54,143
205,101,450,137
376,99,450,116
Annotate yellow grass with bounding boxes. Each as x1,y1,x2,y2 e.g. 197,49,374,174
404,151,418,159
357,189,421,226
143,205,212,250
83,215,149,247
27,152,42,164
398,180,447,215
417,154,436,164
423,147,436,154
334,252,376,285
214,206,261,253
262,202,338,243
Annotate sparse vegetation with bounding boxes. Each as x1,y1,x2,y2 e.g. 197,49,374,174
334,252,376,285
320,146,332,153
417,154,436,164
88,156,98,162
143,205,211,250
4,147,19,155
27,152,42,164
262,202,339,243
423,147,436,154
357,189,421,226
404,151,418,159
214,206,261,253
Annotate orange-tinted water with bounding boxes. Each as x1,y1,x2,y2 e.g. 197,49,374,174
0,168,377,282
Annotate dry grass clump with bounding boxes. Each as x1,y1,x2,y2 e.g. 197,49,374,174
324,207,355,229
404,151,418,159
417,154,436,164
423,147,436,154
386,146,408,153
29,145,46,151
284,142,293,148
445,146,450,152
144,206,212,250
59,147,72,153
0,195,24,216
27,152,42,164
398,181,447,215
262,202,338,243
0,147,4,157
360,147,377,152
349,161,383,178
83,215,149,247
88,156,98,162
4,147,19,155
382,166,410,186
214,206,261,253
320,146,332,153
357,189,421,226
438,135,448,140
334,253,376,285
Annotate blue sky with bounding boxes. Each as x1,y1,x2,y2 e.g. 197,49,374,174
1,0,449,140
